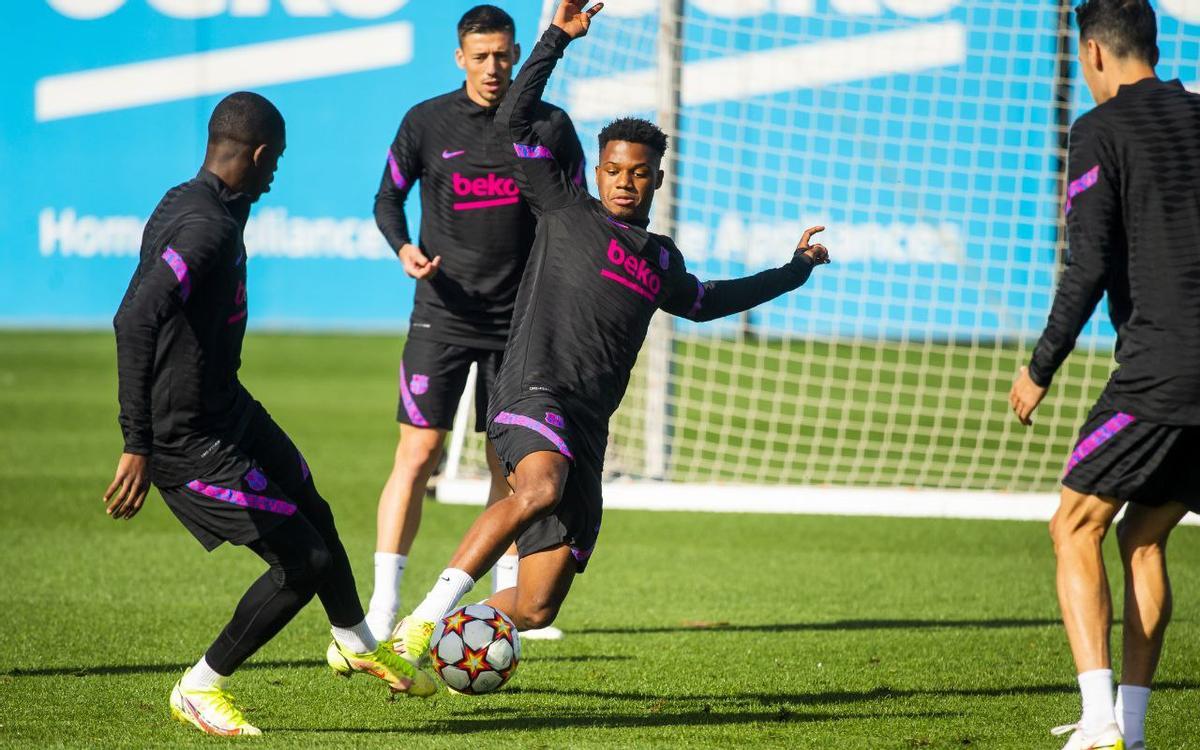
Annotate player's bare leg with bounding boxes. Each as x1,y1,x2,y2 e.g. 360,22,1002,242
365,424,445,639
448,451,568,576
1049,488,1124,745
487,444,567,640
486,543,576,631
395,452,568,665
1112,500,1187,748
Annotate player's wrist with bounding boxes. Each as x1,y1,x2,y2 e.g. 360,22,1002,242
543,24,572,48
1026,363,1053,389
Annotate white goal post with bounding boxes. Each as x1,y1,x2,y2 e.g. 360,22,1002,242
441,0,1200,523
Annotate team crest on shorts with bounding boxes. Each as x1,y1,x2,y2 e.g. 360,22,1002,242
410,373,430,395
245,468,268,491
545,412,565,428
658,245,670,270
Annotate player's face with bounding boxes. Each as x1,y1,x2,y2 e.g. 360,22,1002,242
248,138,285,203
457,32,519,106
596,141,664,222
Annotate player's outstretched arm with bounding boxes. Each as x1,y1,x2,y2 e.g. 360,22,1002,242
660,226,829,323
494,2,601,215
1010,118,1117,425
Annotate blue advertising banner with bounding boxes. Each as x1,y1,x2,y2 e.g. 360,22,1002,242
2,0,1198,339
1,0,545,329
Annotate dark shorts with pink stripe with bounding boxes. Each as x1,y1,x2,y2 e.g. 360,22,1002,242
1063,406,1200,512
486,395,604,572
157,405,321,550
397,338,503,432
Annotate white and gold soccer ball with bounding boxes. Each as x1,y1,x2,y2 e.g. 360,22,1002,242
431,603,521,695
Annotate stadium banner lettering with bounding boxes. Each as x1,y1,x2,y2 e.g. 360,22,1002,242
2,1,1197,334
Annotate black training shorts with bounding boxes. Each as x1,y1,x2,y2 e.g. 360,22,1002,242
486,395,605,572
397,338,503,432
1062,405,1200,513
157,404,318,550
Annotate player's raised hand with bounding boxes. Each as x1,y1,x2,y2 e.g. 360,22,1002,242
553,0,603,40
1009,366,1047,426
103,452,150,520
796,225,830,265
399,243,441,280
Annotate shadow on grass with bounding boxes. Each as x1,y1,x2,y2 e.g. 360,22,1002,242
572,617,1069,635
2,654,632,678
272,708,959,734
507,680,1200,706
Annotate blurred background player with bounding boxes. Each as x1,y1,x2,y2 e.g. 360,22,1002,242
391,0,831,669
1009,2,1200,748
105,92,433,737
368,4,586,644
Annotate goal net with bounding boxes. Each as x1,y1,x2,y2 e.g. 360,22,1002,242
445,0,1200,499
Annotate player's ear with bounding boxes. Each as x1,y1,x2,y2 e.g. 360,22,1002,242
252,143,268,167
512,42,522,66
455,46,466,71
1086,37,1104,72
654,168,665,190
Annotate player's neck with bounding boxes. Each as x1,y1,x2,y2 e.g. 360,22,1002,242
1102,65,1158,102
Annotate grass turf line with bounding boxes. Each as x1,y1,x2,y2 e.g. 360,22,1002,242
0,331,1196,748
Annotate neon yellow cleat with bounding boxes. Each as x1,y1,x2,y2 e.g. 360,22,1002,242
389,616,436,668
169,676,262,737
326,635,437,698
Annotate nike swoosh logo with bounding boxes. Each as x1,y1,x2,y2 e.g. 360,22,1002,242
441,150,465,159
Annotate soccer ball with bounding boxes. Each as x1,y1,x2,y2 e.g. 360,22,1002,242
431,603,521,695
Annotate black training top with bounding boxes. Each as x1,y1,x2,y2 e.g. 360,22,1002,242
488,26,818,431
1029,78,1200,425
114,169,254,486
374,84,586,350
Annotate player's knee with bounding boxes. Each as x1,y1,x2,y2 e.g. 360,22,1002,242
516,597,561,630
514,480,561,520
274,544,333,592
1116,520,1166,562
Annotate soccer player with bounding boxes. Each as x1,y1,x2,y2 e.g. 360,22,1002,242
1008,2,1200,748
368,4,586,643
389,1,831,670
105,92,433,737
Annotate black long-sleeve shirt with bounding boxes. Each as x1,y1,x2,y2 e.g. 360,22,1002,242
1029,78,1200,424
488,26,817,430
374,85,586,349
113,169,254,486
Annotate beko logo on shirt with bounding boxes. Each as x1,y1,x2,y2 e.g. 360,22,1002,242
47,0,409,19
451,173,520,212
602,238,662,300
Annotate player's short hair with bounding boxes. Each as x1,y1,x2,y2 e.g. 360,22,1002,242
1075,0,1158,66
457,4,515,42
598,118,669,160
207,91,285,147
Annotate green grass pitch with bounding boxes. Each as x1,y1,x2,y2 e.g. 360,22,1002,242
1,330,1197,748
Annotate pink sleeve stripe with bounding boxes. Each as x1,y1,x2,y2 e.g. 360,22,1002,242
387,151,408,190
161,247,191,302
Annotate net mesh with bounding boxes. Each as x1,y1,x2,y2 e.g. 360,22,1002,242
452,0,1199,493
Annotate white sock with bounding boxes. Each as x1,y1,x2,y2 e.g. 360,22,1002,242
1078,669,1116,733
331,621,378,655
411,568,475,624
1116,684,1150,744
365,552,407,641
181,656,226,691
492,554,519,595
